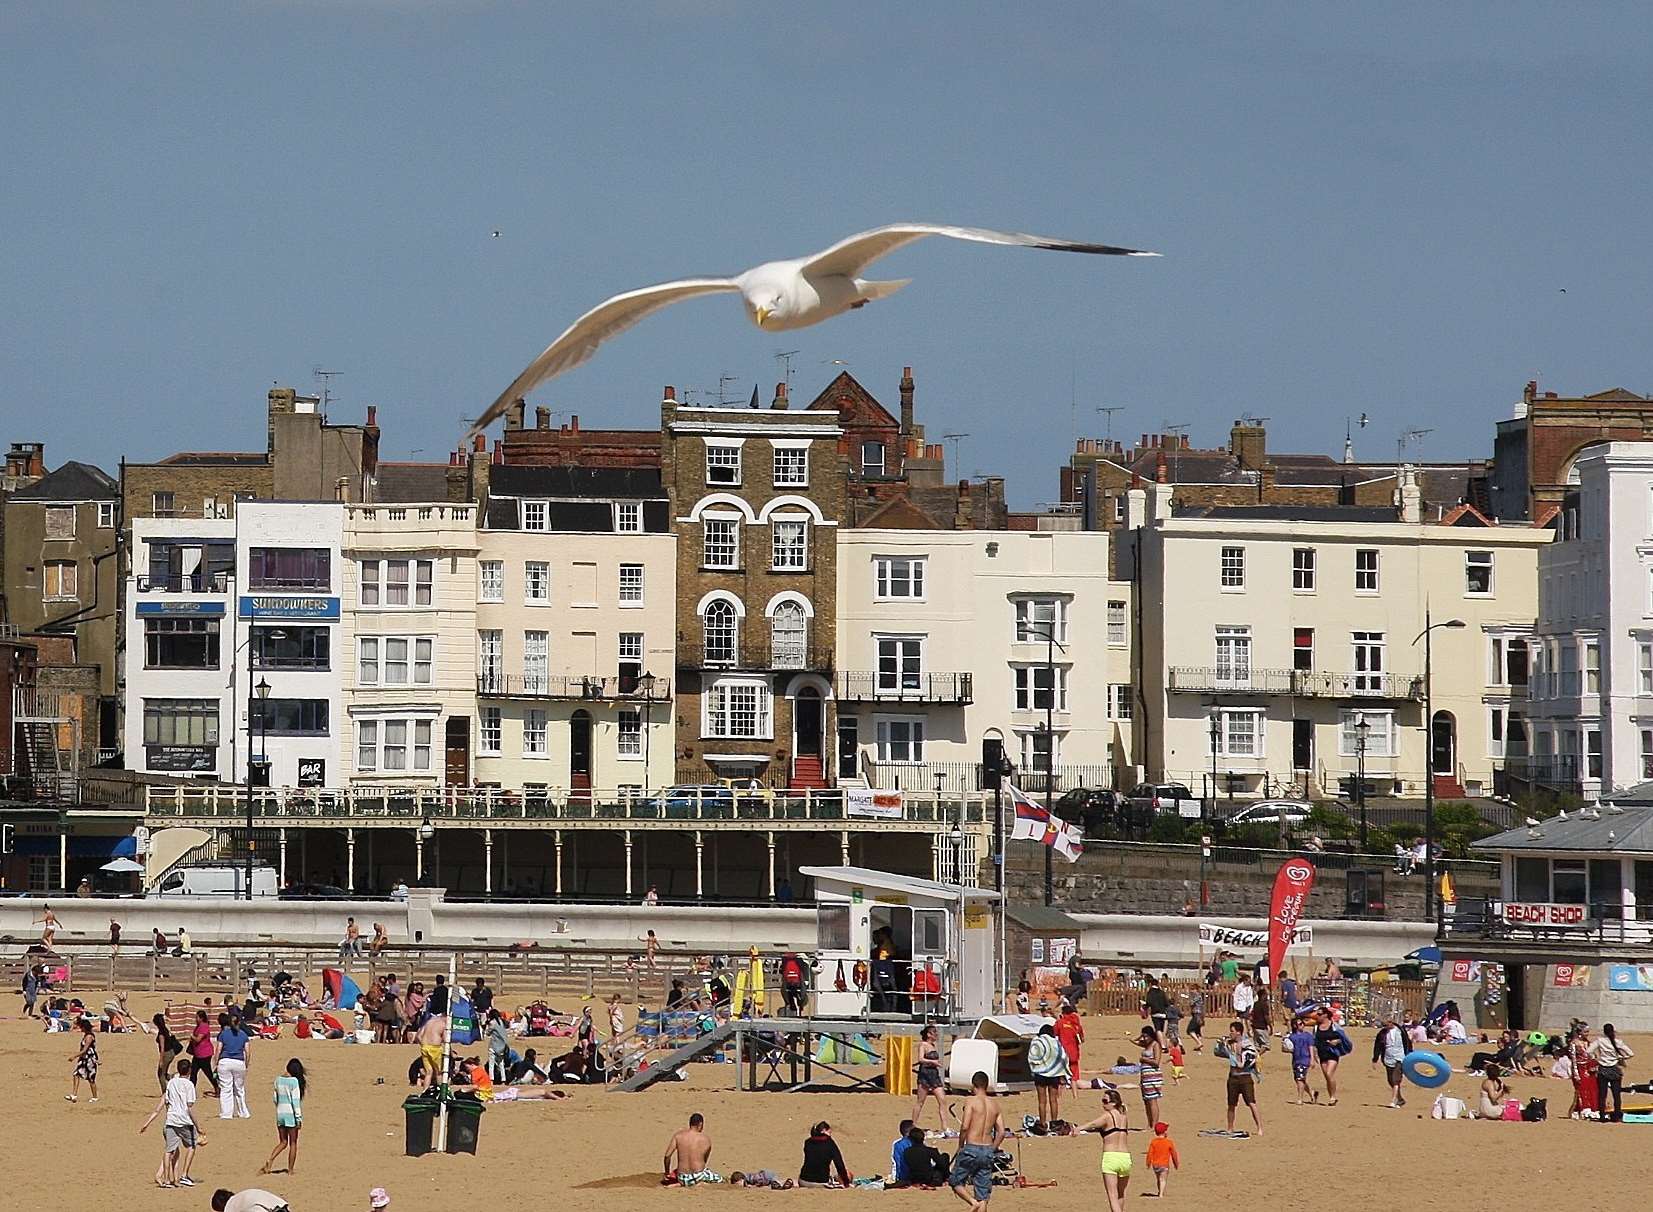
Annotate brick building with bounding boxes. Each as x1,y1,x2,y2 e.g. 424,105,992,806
662,383,843,787
1489,380,1653,521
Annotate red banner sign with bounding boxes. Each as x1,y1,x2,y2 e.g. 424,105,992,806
1502,902,1587,927
1267,857,1317,982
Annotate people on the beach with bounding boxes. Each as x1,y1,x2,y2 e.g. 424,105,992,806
1133,1024,1165,1125
1287,1016,1317,1103
1215,1019,1262,1135
140,1057,202,1189
259,1058,306,1175
217,1011,253,1119
414,1011,447,1085
912,1024,952,1129
799,1120,852,1187
1145,1121,1179,1198
1143,974,1170,1035
1028,1024,1067,1132
1478,1064,1511,1120
901,1124,951,1186
1373,1016,1408,1108
190,1008,221,1093
1589,1022,1633,1121
1076,1087,1134,1212
22,962,44,1017
948,1072,1005,1210
66,1015,100,1102
153,1012,185,1092
339,916,362,961
1055,1000,1085,1083
1312,1009,1352,1106
210,1188,291,1212
664,1112,720,1185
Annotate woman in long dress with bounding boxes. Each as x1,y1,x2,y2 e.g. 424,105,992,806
67,1016,99,1102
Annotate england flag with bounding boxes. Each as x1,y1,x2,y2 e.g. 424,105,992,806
1007,783,1084,862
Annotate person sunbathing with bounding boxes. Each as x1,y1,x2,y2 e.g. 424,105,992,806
664,1113,721,1185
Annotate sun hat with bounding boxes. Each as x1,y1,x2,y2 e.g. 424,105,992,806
370,1189,390,1209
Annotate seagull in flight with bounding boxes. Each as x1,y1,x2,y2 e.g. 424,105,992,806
468,222,1157,436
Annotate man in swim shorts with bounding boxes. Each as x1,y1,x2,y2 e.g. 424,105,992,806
664,1112,721,1185
949,1071,1006,1211
414,1012,447,1083
1216,1020,1262,1135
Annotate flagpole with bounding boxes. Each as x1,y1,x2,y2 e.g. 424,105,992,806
997,770,1008,1012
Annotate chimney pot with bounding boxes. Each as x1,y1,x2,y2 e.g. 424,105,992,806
535,406,550,429
571,414,579,434
366,405,377,427
1544,392,1557,399
473,434,485,452
663,385,676,402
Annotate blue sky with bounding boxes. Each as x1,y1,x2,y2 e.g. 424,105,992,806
4,2,1650,504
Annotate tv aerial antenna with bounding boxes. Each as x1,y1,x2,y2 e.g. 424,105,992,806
941,432,970,472
1163,420,1190,481
1398,427,1434,463
774,349,800,399
1095,406,1124,444
313,367,343,415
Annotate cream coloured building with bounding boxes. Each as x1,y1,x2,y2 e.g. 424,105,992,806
340,501,480,785
1123,476,1547,800
474,466,675,794
835,527,1130,790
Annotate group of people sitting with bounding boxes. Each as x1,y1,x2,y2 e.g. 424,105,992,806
661,1114,894,1189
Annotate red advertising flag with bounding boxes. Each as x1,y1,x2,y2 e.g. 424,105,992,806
1267,857,1317,982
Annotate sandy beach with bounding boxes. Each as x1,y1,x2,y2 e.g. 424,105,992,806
4,996,1634,1212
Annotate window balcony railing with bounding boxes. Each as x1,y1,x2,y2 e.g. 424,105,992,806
138,572,232,594
477,673,671,701
836,671,974,704
1167,666,1422,700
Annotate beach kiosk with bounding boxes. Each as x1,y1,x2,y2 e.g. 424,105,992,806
800,865,1000,1021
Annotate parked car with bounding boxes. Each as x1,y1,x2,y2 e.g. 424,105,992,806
639,784,736,818
279,882,351,899
1126,782,1198,819
1223,799,1315,827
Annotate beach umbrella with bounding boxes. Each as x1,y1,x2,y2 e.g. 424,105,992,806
100,857,144,874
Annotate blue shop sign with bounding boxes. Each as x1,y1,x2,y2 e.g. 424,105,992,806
136,601,226,617
238,595,340,620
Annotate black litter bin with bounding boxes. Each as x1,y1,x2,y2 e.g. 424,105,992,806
403,1095,437,1157
444,1097,484,1155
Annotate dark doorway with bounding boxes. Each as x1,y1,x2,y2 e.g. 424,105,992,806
794,688,823,758
445,716,470,785
1292,718,1312,771
570,710,593,799
838,716,859,780
1503,963,1526,1031
1431,711,1456,776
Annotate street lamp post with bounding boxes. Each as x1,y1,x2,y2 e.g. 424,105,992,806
637,671,657,798
1355,716,1371,851
248,675,270,901
1414,611,1467,922
1207,699,1221,822
1023,620,1067,906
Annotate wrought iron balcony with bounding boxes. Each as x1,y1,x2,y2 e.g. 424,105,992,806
835,671,974,704
137,571,232,594
476,673,672,701
1167,666,1422,700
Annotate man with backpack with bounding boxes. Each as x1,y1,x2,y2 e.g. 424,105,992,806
780,952,809,1016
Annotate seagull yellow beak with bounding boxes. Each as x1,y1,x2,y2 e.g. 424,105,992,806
754,307,771,328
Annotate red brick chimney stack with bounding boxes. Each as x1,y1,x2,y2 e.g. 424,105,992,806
899,366,915,437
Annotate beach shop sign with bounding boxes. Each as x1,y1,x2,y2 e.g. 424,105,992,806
1501,901,1588,927
1198,922,1312,952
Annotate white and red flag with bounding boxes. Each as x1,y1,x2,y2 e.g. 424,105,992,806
1007,783,1084,862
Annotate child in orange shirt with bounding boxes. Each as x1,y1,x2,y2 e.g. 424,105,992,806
1145,1122,1179,1196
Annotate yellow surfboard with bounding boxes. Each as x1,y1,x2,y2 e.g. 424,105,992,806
732,950,765,1015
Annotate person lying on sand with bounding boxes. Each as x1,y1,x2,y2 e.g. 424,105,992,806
731,1171,794,1189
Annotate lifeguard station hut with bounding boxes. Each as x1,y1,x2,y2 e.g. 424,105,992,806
800,865,1000,1021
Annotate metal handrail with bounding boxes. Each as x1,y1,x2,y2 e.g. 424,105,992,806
835,671,974,703
1168,666,1423,700
476,673,672,700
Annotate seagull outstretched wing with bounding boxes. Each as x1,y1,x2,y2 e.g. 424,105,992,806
798,222,1159,280
470,277,740,437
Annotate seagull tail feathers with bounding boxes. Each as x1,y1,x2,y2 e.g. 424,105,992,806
853,277,913,303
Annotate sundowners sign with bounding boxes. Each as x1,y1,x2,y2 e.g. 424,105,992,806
1267,857,1317,981
1198,922,1313,952
845,788,904,820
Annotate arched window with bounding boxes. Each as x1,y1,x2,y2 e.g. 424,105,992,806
704,599,737,665
771,601,807,669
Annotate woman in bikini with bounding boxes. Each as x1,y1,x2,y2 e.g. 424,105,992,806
911,1025,953,1130
1132,1025,1166,1128
1077,1088,1135,1212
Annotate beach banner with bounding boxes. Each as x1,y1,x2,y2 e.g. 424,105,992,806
1198,922,1313,951
845,788,904,819
1607,965,1653,992
1266,857,1317,982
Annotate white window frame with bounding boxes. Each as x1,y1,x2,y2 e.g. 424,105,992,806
1339,709,1395,758
524,560,550,604
771,517,809,571
876,634,925,693
1292,547,1316,592
1014,596,1067,643
874,716,926,763
705,440,743,487
617,709,643,758
43,559,78,601
1642,728,1653,781
874,556,926,601
1214,624,1252,688
614,501,642,533
703,599,738,665
44,505,75,539
523,708,548,757
1488,705,1506,759
1465,549,1494,596
97,501,115,528
478,629,503,692
1640,640,1653,695
522,500,548,532
1020,729,1061,775
1106,600,1127,647
702,675,773,740
479,560,504,602
861,440,886,476
618,563,645,605
361,558,433,608
772,442,810,488
1220,545,1246,590
479,706,503,755
1584,639,1600,694
1109,683,1134,720
357,717,433,773
1208,707,1264,758
1013,664,1069,711
702,516,740,570
618,631,644,664
1351,630,1386,693
1355,548,1380,593
523,630,549,692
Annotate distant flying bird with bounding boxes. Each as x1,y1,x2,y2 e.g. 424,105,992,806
492,230,502,238
467,222,1157,436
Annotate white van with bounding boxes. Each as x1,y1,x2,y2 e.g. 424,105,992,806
148,864,278,898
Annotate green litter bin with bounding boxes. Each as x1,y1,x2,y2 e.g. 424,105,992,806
444,1097,484,1155
403,1095,437,1157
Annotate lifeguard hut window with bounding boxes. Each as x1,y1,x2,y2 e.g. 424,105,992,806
819,905,851,950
